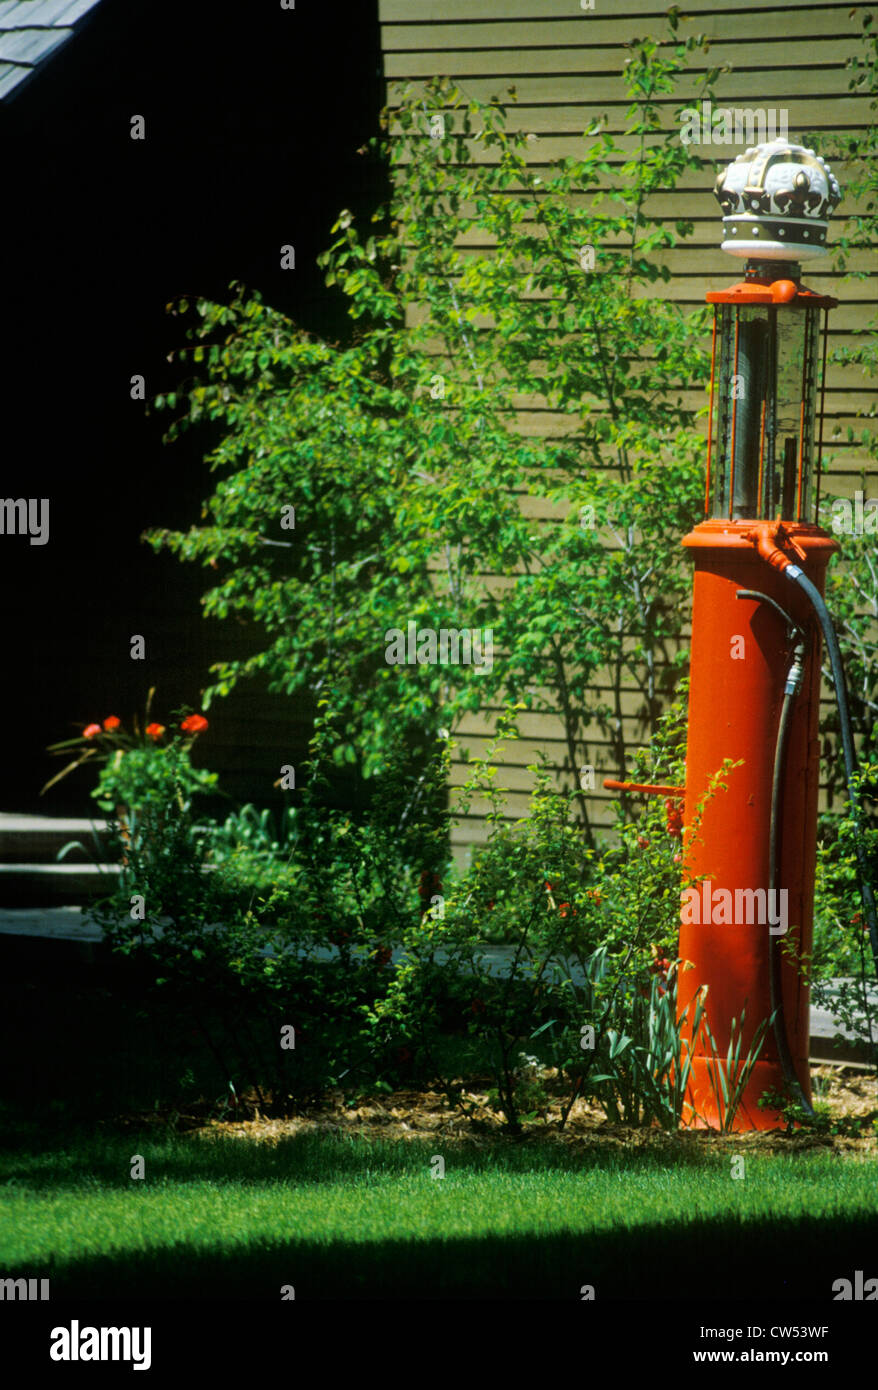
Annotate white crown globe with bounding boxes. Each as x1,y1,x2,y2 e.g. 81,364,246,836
713,137,841,259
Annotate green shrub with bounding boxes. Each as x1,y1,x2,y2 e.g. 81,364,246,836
366,695,750,1132
144,21,723,839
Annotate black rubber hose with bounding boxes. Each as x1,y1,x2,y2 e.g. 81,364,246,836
785,564,878,981
735,589,804,643
736,591,813,1112
767,679,813,1114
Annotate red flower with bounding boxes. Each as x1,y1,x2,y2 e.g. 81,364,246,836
82,723,101,739
145,722,165,740
102,715,121,732
585,888,603,905
637,835,650,849
665,800,684,839
559,901,577,918
180,714,208,735
648,951,672,997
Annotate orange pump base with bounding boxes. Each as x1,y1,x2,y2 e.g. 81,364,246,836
677,520,838,1130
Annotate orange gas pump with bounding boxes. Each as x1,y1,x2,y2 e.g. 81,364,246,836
675,139,845,1129
606,140,860,1129
606,139,877,1129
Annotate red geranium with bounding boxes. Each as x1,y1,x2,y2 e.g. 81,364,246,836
102,715,121,732
145,722,165,740
180,714,208,735
82,723,101,739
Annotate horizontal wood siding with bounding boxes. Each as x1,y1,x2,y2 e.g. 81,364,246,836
379,0,878,861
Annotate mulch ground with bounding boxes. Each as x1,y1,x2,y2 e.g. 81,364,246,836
113,1063,878,1157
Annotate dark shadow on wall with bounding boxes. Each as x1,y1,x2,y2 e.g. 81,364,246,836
0,0,383,814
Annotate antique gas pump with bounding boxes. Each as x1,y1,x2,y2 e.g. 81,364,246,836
675,137,878,1130
610,138,877,1130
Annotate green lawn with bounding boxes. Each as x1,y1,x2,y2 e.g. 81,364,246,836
2,1128,877,1299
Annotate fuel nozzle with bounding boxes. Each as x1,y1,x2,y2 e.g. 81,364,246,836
784,638,806,698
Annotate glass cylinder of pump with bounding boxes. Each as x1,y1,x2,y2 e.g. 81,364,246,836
711,300,820,522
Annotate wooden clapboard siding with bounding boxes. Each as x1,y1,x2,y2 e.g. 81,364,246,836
381,0,863,19
379,0,878,855
383,13,864,48
386,36,859,72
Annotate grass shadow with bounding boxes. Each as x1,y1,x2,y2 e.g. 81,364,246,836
32,1212,878,1300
